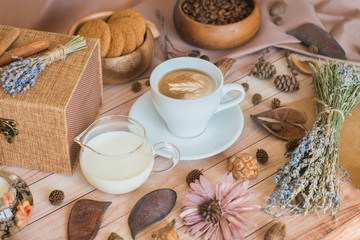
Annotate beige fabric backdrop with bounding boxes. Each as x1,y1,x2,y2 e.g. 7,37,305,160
1,0,360,65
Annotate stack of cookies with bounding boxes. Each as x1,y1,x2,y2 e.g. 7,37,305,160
77,9,146,58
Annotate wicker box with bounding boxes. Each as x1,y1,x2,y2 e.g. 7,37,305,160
0,25,103,175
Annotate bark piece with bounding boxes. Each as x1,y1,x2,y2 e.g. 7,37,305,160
287,23,346,59
68,199,111,240
0,27,20,56
128,189,177,239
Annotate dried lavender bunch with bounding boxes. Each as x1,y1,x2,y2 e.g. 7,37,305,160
265,61,360,220
0,36,87,97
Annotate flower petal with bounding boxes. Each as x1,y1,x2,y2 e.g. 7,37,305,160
199,175,215,198
183,192,207,205
228,222,244,240
225,193,257,210
184,214,203,225
188,221,207,235
204,224,217,240
194,221,213,238
223,212,248,233
223,172,234,197
220,218,232,240
233,205,262,213
222,181,249,207
215,182,222,201
180,207,199,219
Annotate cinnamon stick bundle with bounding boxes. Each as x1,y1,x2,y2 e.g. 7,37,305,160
0,39,50,66
0,27,20,56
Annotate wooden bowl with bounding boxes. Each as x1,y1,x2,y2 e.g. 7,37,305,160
173,0,261,50
69,11,155,84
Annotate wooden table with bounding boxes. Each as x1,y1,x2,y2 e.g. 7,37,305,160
4,48,360,240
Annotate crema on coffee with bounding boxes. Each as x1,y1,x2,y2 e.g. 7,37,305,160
157,69,217,100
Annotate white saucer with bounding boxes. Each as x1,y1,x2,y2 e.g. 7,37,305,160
129,91,244,160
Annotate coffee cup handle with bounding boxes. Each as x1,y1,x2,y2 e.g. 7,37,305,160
215,83,245,113
152,142,180,173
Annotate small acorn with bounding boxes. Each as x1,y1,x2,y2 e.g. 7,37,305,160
264,222,286,240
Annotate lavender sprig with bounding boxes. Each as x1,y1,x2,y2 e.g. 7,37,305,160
265,61,360,220
0,36,87,97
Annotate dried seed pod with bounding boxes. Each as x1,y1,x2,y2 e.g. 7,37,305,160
151,219,179,240
274,74,299,92
227,153,258,181
200,55,210,61
256,149,269,165
270,0,288,17
131,81,142,93
128,189,177,239
145,79,150,86
252,93,262,105
250,107,307,140
241,82,249,92
264,222,286,240
49,190,65,205
186,169,203,185
290,54,319,74
68,200,112,240
271,98,281,109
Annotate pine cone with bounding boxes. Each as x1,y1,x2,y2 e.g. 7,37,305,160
49,190,65,205
271,98,281,109
286,139,300,153
256,149,269,164
274,74,299,92
186,169,203,185
227,153,258,181
251,57,277,79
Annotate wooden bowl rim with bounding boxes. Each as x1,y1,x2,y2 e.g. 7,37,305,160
175,0,260,28
68,11,115,35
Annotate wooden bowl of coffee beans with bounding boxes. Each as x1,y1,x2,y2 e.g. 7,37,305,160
69,10,155,84
174,0,261,50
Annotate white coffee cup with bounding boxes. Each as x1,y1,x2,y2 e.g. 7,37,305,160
150,57,245,138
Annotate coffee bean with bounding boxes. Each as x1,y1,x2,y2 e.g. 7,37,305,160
181,0,253,25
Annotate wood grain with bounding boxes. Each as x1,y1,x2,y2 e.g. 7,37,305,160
4,50,360,240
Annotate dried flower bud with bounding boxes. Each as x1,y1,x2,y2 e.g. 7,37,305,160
131,81,142,93
285,139,300,153
241,82,249,92
145,80,150,86
264,222,286,240
252,93,262,105
191,49,201,56
188,52,198,57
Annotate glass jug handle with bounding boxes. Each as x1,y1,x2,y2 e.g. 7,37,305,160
152,142,180,173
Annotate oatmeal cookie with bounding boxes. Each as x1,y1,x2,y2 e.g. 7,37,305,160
108,9,146,36
77,19,110,57
106,24,125,57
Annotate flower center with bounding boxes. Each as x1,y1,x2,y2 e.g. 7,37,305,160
199,199,222,224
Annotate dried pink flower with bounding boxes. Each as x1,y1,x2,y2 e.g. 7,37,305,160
180,172,261,240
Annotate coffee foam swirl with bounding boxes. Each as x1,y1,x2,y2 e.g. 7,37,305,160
158,70,216,100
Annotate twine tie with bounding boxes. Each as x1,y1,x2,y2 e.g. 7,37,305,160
314,98,345,133
46,45,66,63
